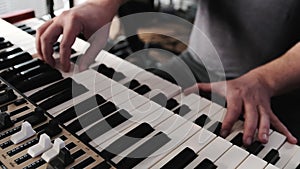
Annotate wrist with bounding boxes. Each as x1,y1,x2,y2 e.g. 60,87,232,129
249,69,277,97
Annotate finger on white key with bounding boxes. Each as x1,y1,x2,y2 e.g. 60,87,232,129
215,145,249,169
236,154,267,169
257,131,286,159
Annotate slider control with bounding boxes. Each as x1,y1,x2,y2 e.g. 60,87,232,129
10,121,36,144
28,133,53,158
42,138,65,162
0,112,13,131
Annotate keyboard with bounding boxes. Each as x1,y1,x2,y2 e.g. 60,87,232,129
0,17,299,169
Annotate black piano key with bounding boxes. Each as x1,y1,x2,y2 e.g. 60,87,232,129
134,85,151,95
166,98,180,110
94,64,126,81
54,94,106,123
91,161,112,169
14,98,27,106
19,25,31,31
8,64,52,84
15,24,26,28
207,121,222,135
38,83,87,110
0,88,17,105
71,157,95,169
38,120,62,138
79,109,132,143
66,101,117,134
0,58,43,79
0,51,32,70
173,104,191,116
52,42,76,54
0,47,22,59
0,84,7,91
0,41,13,50
25,29,36,35
100,123,154,160
14,69,63,93
28,77,73,103
124,79,140,89
263,149,280,164
230,132,244,147
195,114,211,127
116,132,171,169
246,140,264,155
151,93,168,107
296,163,300,169
23,107,47,126
0,37,4,42
161,147,198,169
194,158,217,169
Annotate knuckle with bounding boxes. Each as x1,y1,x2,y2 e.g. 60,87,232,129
246,126,257,133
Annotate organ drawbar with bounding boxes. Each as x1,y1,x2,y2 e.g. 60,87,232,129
0,17,299,169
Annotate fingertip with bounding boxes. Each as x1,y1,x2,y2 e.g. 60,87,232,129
220,129,229,138
287,134,298,144
259,133,269,144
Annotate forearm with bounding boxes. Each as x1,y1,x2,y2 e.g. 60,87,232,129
251,42,300,96
86,0,127,16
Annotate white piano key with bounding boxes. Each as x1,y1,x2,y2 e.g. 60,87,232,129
185,136,232,168
149,128,216,168
95,104,169,148
28,134,53,158
265,164,280,169
92,104,169,147
111,115,197,164
275,142,300,168
10,121,36,144
182,97,211,120
215,145,249,169
283,147,300,169
225,120,244,141
257,131,286,158
189,101,223,123
173,93,201,106
133,122,201,169
237,154,267,169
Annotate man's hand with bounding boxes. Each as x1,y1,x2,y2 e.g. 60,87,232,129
36,0,121,72
185,71,298,145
